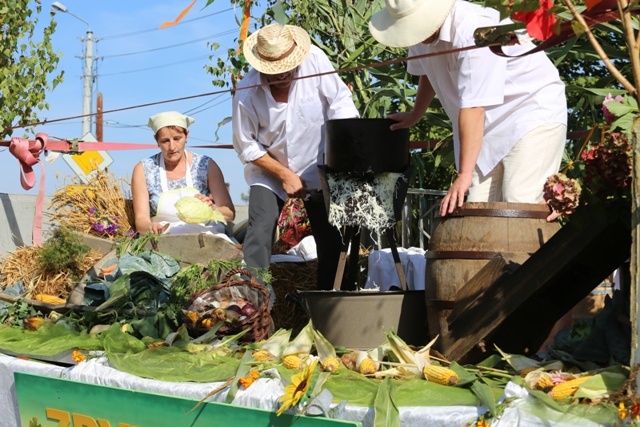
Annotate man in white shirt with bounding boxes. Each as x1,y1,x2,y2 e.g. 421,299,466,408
232,23,360,290
369,0,567,218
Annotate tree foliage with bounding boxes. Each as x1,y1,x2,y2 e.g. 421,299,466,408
0,0,63,138
203,0,631,191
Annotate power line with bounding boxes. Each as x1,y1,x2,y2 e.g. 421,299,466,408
99,54,213,77
101,29,237,59
183,93,227,115
187,95,231,116
14,43,487,132
99,7,235,40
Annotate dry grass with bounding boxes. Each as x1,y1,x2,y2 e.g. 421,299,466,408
0,246,103,299
49,169,135,239
270,260,317,335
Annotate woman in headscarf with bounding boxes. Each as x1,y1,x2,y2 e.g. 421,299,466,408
131,111,235,236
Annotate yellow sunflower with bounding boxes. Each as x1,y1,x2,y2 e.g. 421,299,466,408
277,358,318,416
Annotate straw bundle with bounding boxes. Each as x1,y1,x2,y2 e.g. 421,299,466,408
49,169,135,239
270,260,317,334
0,246,103,299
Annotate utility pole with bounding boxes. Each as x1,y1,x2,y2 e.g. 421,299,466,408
81,30,94,138
52,2,94,138
96,92,103,142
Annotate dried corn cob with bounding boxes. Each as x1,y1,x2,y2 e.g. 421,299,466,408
519,366,538,377
283,354,304,370
549,376,593,399
321,357,341,373
423,365,459,386
536,375,555,390
358,357,378,375
253,350,270,361
34,294,66,305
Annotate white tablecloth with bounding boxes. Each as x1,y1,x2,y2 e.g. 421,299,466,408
365,247,426,291
0,353,614,427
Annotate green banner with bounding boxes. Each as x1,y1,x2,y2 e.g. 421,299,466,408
15,373,361,427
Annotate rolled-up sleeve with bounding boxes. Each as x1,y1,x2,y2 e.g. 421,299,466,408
232,94,267,164
314,51,359,120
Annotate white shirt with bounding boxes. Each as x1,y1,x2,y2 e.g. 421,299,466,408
232,45,360,200
407,0,567,175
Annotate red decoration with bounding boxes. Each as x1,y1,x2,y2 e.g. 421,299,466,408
512,0,557,40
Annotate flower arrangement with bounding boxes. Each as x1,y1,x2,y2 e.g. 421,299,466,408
88,207,121,237
543,93,633,218
49,169,135,240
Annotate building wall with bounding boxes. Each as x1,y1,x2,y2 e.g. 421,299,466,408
0,193,248,257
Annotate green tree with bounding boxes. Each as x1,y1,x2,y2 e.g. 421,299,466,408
0,0,63,138
203,0,627,192
204,0,456,190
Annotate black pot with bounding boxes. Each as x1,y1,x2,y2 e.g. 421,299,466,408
324,118,410,173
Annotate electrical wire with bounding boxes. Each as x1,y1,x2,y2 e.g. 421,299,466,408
101,29,237,59
99,54,213,77
99,8,235,41
8,43,485,133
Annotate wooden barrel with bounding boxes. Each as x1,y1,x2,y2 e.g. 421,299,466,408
425,202,560,352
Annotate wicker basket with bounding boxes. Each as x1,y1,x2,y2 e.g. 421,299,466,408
182,268,272,342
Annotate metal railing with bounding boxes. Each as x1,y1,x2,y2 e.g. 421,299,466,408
401,188,447,250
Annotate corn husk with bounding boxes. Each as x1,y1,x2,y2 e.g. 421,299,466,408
384,330,439,379
282,321,314,358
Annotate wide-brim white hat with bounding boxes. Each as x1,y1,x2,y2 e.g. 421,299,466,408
148,111,195,134
243,24,311,75
369,0,457,48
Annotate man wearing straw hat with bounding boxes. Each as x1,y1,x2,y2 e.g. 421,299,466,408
369,0,567,220
232,23,359,291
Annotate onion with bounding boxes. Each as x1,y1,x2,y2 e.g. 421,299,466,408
241,303,257,317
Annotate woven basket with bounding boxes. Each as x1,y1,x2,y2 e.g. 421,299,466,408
182,268,272,342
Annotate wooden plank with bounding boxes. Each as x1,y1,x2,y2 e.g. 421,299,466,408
143,233,243,266
447,252,528,325
442,205,631,363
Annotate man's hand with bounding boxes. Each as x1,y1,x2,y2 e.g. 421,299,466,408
282,171,306,198
388,111,422,130
540,200,561,222
439,172,473,216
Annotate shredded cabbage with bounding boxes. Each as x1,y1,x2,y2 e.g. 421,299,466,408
327,172,402,232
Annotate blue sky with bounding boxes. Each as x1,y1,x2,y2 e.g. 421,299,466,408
4,0,256,205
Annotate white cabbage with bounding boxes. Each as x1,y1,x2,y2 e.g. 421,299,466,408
175,196,227,225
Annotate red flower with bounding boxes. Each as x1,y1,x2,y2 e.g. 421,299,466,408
512,0,556,40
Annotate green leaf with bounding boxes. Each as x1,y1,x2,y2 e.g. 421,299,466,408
471,381,497,417
272,0,288,26
604,101,637,117
373,377,399,427
610,113,636,136
225,348,254,403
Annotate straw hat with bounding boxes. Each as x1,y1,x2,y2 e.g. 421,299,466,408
148,111,195,134
243,24,311,75
369,0,457,48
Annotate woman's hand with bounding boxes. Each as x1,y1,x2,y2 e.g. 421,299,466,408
148,222,170,234
194,193,217,210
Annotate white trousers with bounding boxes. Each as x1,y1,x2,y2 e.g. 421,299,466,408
467,122,567,203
